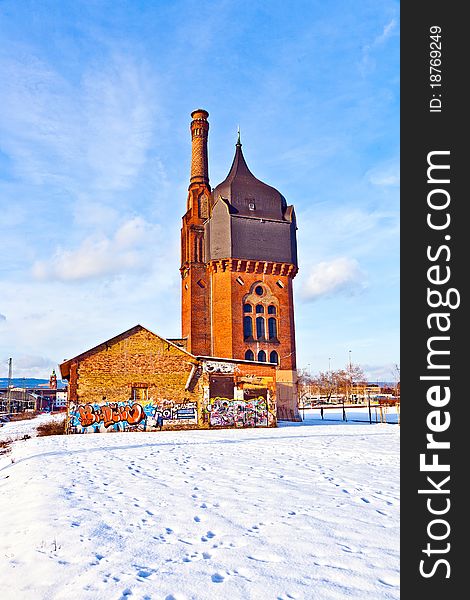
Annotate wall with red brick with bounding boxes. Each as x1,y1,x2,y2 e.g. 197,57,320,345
208,262,297,371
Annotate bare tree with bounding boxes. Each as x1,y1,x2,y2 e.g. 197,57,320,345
334,364,366,403
297,368,314,405
392,363,400,397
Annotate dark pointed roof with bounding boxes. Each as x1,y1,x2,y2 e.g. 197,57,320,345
212,141,288,220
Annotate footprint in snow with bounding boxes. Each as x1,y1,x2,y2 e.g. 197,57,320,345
136,569,153,578
247,553,282,563
379,576,400,587
339,544,358,553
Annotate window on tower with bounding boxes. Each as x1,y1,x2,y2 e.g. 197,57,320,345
268,317,277,340
245,349,255,361
243,316,253,339
256,317,265,340
268,305,277,314
258,350,267,362
256,305,264,313
243,303,252,313
269,351,279,365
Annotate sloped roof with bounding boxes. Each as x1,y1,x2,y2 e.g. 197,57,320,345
212,141,288,220
59,325,195,379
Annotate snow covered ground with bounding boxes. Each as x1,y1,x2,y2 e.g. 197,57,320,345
0,410,399,600
0,412,65,443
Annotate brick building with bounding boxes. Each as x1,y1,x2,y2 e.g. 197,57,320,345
60,109,300,432
181,110,300,420
60,325,276,432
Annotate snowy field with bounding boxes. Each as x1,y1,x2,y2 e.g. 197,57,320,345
0,412,65,443
0,411,399,600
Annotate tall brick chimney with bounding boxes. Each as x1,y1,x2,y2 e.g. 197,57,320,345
181,109,211,356
189,109,209,188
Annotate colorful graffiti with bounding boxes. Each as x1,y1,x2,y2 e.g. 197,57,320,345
68,399,198,433
78,403,145,428
205,396,274,428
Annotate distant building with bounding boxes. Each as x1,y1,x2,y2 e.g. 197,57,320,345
0,388,37,413
351,383,383,400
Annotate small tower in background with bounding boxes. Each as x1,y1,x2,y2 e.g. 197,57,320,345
49,369,57,389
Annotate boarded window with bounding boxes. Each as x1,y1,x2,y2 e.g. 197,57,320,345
209,376,234,399
131,387,148,402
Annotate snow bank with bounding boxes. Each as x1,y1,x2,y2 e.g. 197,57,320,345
0,420,399,599
0,412,65,443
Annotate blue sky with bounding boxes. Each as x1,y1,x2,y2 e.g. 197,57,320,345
0,0,399,381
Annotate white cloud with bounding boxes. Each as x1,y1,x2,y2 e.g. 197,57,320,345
32,217,160,281
362,362,400,383
360,18,398,75
300,257,366,301
0,354,57,378
375,19,397,46
0,50,157,193
366,161,399,186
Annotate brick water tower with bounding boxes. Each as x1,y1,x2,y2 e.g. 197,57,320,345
180,110,300,420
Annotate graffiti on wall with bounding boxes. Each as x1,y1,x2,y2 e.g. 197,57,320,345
203,361,235,374
205,396,274,427
68,399,198,433
77,403,144,428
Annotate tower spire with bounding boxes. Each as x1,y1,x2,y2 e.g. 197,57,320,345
237,125,241,146
189,109,209,188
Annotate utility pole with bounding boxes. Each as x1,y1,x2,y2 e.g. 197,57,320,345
7,357,12,415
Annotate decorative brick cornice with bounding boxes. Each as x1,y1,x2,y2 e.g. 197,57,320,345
207,259,298,278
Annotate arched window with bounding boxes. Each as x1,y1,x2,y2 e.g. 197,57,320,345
268,305,276,315
269,351,279,365
245,349,254,361
256,317,265,340
243,303,252,313
268,317,277,340
256,305,264,313
243,316,253,339
258,350,266,362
